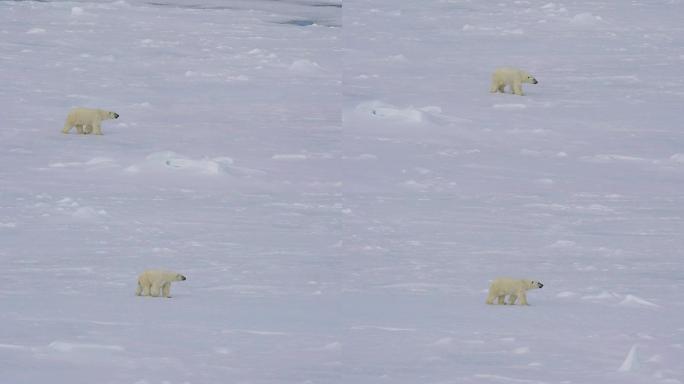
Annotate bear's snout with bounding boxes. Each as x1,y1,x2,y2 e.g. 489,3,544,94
532,79,538,84
538,282,544,288
180,275,187,281
113,113,120,119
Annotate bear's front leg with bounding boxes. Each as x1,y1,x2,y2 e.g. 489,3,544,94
518,291,529,305
508,294,518,305
512,82,524,96
162,283,171,298
92,123,103,135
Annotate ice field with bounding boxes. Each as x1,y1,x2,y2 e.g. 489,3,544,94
1,0,684,383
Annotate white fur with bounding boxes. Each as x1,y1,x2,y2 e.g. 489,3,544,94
136,270,186,298
486,277,543,305
490,67,538,96
62,108,119,135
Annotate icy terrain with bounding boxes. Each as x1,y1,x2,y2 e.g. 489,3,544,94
1,0,684,383
343,1,684,383
1,1,343,383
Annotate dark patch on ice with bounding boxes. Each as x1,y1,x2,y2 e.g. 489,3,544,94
276,18,340,28
145,2,238,10
143,0,340,11
142,1,341,27
310,2,341,7
261,0,340,7
281,19,317,27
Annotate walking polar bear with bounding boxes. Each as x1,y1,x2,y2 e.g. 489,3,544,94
62,108,119,135
486,278,543,305
490,67,538,96
136,270,186,298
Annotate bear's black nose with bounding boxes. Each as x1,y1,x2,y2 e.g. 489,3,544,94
533,79,538,84
181,276,186,280
114,113,119,119
538,283,544,288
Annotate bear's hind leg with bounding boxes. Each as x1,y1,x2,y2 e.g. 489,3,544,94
142,283,151,296
162,282,171,298
490,80,500,93
497,295,506,305
82,124,93,134
136,281,154,296
508,294,518,305
150,284,161,297
490,80,505,93
62,122,73,134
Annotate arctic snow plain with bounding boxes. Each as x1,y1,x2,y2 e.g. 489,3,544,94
1,0,684,383
343,1,684,383
1,1,343,383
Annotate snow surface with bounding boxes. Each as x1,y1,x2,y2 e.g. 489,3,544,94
1,0,684,383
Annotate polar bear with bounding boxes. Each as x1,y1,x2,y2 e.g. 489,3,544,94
486,278,543,305
62,108,119,135
136,270,186,298
490,67,538,96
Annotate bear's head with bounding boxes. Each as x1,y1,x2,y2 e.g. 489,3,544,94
528,280,543,289
522,71,538,85
175,274,187,281
98,110,119,120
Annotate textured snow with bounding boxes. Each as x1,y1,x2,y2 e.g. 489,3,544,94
1,0,684,383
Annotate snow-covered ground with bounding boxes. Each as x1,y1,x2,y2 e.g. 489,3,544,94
343,1,684,383
1,0,684,383
1,1,343,383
